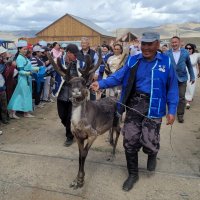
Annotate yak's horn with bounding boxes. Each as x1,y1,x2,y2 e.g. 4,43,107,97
47,52,66,77
115,53,128,71
78,54,93,76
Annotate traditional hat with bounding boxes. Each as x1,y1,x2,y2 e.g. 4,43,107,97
38,40,47,47
33,45,45,52
17,40,28,47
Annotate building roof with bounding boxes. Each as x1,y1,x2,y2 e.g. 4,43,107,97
117,32,139,42
36,13,114,38
71,14,113,37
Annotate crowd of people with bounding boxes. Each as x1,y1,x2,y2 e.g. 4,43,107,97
0,40,63,131
0,33,199,191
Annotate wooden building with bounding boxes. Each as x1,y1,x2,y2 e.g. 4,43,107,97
117,32,138,43
22,13,115,46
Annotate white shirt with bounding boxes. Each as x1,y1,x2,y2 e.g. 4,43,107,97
107,54,123,73
172,48,181,64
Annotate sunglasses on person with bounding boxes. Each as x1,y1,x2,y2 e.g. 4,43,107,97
185,47,192,50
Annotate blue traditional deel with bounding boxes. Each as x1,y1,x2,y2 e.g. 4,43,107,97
7,54,36,112
98,53,179,118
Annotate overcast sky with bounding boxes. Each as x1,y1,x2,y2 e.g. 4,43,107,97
0,0,200,31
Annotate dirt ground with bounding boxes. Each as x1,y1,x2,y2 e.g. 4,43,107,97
0,81,199,200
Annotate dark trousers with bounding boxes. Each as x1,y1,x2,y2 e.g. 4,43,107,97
57,99,73,139
177,81,187,117
122,96,162,155
32,81,44,105
0,91,8,121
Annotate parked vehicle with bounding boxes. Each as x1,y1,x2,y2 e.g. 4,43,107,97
0,39,17,56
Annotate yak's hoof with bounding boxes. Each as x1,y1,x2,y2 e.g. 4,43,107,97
109,139,114,146
70,178,84,189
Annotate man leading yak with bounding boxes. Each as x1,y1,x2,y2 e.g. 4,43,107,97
90,32,179,191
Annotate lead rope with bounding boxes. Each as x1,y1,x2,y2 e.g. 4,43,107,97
111,98,161,123
108,98,174,152
169,125,174,152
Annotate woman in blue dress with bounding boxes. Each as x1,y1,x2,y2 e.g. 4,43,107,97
8,40,39,118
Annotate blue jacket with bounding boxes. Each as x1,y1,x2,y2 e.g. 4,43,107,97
165,48,195,82
98,53,179,118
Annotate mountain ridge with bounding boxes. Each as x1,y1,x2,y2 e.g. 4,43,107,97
113,22,200,39
0,30,39,41
0,22,200,41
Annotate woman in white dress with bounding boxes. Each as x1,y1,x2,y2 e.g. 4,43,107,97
105,44,124,97
185,43,200,109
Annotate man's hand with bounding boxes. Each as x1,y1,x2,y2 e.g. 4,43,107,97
166,114,175,125
190,80,195,84
90,81,99,91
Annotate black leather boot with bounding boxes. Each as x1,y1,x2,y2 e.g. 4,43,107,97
64,128,74,147
147,153,157,171
66,127,74,139
122,151,139,191
177,115,184,123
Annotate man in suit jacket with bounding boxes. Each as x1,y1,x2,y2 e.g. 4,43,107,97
165,36,195,123
77,37,99,100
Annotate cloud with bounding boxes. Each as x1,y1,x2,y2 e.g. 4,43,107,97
0,0,199,31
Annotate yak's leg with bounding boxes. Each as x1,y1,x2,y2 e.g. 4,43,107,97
77,135,97,180
105,128,113,144
70,137,84,189
109,111,121,146
109,128,114,145
70,135,97,189
112,128,120,155
107,128,120,162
